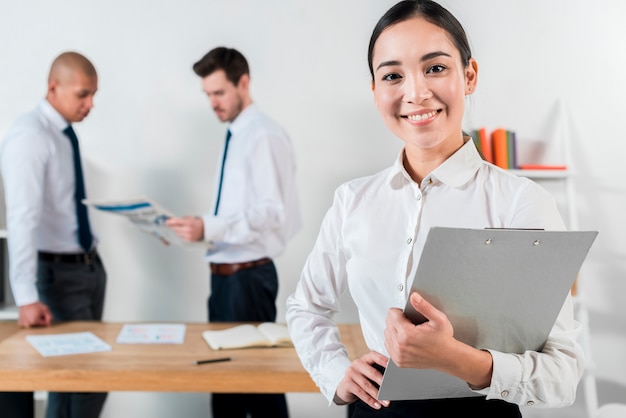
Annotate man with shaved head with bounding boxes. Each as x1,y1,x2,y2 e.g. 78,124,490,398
0,51,107,417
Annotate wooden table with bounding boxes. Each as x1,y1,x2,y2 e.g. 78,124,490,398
0,321,367,393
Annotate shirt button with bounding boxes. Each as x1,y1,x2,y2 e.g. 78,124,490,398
500,390,509,398
397,284,404,292
406,238,412,244
416,194,422,201
526,400,535,406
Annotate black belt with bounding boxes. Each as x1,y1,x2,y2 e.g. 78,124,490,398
210,257,272,276
38,250,99,265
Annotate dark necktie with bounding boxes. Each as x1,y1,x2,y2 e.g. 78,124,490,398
63,125,93,252
214,129,232,216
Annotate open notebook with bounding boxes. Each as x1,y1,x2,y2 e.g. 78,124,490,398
202,323,292,350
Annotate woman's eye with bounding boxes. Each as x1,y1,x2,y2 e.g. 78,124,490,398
382,73,402,82
426,65,446,74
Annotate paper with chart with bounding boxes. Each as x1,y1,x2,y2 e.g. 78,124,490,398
377,227,598,401
83,196,212,249
116,323,186,344
26,332,112,357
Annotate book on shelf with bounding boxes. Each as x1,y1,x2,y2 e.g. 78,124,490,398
469,127,492,163
202,323,292,350
490,127,518,169
507,130,517,170
471,126,568,171
517,164,567,170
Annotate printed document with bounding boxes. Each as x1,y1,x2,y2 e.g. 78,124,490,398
83,196,212,249
26,332,112,357
116,323,186,344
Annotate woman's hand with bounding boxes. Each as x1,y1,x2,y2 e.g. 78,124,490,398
384,292,493,388
335,351,391,410
384,291,454,370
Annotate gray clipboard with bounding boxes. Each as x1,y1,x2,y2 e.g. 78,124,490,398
377,227,598,400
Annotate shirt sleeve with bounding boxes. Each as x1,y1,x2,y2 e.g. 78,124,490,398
286,187,353,404
0,126,48,306
484,296,583,407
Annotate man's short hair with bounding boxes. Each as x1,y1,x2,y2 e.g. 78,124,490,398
192,47,249,86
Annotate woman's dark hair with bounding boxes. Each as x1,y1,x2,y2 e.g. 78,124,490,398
193,47,250,86
367,0,472,82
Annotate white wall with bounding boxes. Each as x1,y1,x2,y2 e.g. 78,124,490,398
1,1,625,417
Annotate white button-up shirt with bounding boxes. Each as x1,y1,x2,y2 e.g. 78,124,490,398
0,100,95,306
286,139,583,407
202,103,301,263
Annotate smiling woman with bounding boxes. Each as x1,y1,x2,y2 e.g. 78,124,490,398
370,14,477,182
286,1,583,417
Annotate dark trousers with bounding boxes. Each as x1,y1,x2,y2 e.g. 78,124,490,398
0,254,108,418
348,397,522,417
0,392,34,418
208,260,289,418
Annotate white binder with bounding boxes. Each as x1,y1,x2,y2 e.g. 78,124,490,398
377,227,598,400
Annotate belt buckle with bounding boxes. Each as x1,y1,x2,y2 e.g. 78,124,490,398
83,252,94,265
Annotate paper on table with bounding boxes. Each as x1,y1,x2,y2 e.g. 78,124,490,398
83,196,213,249
116,323,186,344
26,332,112,357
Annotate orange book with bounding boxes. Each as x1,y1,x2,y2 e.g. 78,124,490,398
491,128,509,169
518,164,567,170
478,127,492,163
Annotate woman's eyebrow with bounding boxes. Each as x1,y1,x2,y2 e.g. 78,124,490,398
375,51,452,72
421,51,452,62
376,60,401,71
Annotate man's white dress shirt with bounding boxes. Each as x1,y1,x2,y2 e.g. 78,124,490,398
1,100,94,306
202,103,301,263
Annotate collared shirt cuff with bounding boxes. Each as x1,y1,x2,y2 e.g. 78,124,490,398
316,355,352,405
484,349,523,402
12,282,39,307
202,215,227,242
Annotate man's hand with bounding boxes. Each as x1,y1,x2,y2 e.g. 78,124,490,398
165,216,204,242
18,302,52,328
335,351,390,410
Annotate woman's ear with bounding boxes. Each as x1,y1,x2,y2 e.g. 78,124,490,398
465,58,478,95
371,81,379,108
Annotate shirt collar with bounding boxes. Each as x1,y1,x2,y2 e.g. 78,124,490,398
432,137,483,187
387,137,483,188
227,102,258,137
39,99,70,132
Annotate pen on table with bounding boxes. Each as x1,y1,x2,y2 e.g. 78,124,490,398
194,357,232,365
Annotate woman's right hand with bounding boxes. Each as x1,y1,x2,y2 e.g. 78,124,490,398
334,351,391,410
